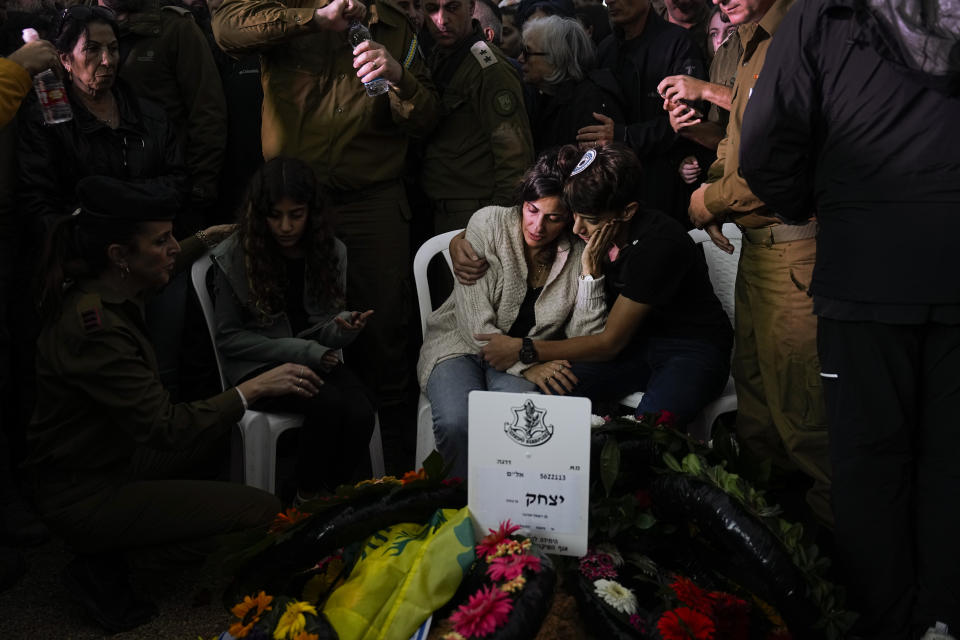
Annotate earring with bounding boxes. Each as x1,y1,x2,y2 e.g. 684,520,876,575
118,262,130,279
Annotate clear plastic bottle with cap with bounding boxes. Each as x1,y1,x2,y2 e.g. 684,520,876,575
22,28,72,125
346,21,390,97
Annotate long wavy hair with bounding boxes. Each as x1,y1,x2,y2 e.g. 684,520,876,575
236,157,343,323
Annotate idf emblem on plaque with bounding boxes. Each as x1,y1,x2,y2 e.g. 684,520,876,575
504,398,554,447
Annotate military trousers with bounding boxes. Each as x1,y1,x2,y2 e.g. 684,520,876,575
36,438,279,560
731,235,833,526
818,318,960,638
329,180,414,409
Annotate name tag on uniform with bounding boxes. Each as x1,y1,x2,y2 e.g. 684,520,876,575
468,391,591,556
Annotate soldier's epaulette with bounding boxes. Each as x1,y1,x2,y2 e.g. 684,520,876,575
470,41,499,70
76,293,105,334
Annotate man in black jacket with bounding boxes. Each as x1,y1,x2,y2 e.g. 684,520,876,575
575,0,705,222
740,1,960,637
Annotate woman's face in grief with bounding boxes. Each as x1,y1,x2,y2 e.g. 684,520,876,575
500,13,521,58
124,221,180,290
708,10,738,53
266,196,309,252
522,196,568,248
61,21,119,95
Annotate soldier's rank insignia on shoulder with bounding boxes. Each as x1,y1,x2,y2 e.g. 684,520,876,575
470,41,498,69
76,295,103,334
493,90,518,117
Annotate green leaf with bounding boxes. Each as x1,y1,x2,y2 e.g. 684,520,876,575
635,512,657,529
681,453,703,477
600,437,621,497
662,452,682,472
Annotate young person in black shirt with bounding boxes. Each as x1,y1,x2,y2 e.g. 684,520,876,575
474,144,732,426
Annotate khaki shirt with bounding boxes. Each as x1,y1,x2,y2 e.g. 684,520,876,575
212,0,439,192
421,38,534,204
707,29,742,131
26,237,243,479
703,0,794,228
119,4,227,203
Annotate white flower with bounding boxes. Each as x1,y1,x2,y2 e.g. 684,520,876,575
593,579,638,615
590,414,607,428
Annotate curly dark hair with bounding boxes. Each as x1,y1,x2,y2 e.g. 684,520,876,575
562,143,643,217
236,157,343,322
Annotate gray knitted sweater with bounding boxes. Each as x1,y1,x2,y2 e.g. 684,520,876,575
416,205,608,390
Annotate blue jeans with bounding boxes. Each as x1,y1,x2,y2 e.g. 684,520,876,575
426,354,538,478
570,336,730,426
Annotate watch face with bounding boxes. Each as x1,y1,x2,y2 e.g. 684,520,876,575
519,339,537,364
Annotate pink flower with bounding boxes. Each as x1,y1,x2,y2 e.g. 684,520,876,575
486,553,542,581
476,520,522,559
450,585,514,638
579,553,618,580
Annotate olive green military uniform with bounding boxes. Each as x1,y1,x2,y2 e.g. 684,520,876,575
26,237,279,556
703,0,831,525
213,0,439,409
421,33,534,233
119,2,227,224
706,29,741,131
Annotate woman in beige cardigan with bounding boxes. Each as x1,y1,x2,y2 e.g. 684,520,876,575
416,146,608,478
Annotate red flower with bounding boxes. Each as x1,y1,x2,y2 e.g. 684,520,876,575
657,607,716,640
712,592,750,640
656,410,677,427
476,520,522,558
634,489,653,509
670,576,714,616
450,585,514,637
486,553,541,581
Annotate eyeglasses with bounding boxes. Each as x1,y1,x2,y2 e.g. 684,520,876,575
59,5,118,31
520,46,548,58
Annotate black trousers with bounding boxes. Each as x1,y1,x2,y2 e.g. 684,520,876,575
818,318,960,638
249,363,375,492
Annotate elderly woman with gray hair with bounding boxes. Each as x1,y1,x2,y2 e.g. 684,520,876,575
519,15,624,152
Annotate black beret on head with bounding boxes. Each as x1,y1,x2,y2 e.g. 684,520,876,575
75,176,182,222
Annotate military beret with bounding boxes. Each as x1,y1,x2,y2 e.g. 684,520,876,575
75,176,182,222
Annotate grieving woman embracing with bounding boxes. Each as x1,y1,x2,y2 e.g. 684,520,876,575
417,146,608,478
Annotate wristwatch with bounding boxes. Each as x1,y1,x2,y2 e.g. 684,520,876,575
519,337,539,364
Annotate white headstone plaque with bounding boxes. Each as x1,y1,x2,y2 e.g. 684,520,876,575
467,391,591,557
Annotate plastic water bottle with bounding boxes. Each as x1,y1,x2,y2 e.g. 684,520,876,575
22,28,72,125
347,22,390,97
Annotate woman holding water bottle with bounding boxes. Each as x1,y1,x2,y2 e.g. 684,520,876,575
17,5,186,235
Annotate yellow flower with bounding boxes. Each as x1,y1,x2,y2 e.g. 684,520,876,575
229,591,273,638
273,601,317,640
441,633,467,640
500,575,526,593
292,633,319,640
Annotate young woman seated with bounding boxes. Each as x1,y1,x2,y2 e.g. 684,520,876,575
417,146,608,478
211,157,375,499
456,144,733,429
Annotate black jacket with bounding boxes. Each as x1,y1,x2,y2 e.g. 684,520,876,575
598,11,707,221
528,68,626,153
739,0,960,308
17,80,186,237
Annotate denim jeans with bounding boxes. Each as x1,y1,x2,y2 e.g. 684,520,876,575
570,336,730,426
425,354,538,479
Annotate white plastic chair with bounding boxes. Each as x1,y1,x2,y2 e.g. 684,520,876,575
617,224,742,440
190,253,385,494
412,230,463,469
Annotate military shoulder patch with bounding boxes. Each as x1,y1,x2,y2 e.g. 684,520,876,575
492,89,518,117
470,41,498,69
76,294,104,334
